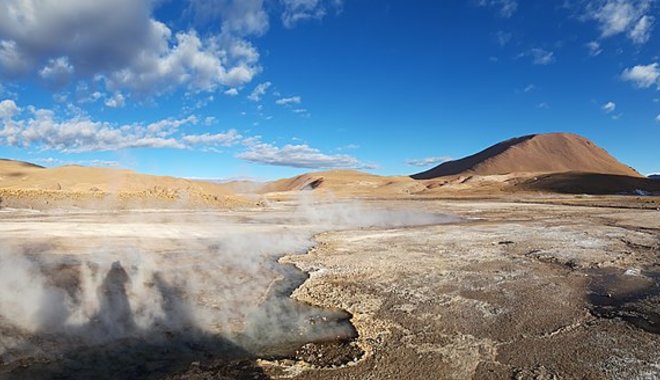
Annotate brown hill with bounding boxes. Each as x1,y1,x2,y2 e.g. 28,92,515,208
411,133,640,179
0,159,248,209
258,170,426,197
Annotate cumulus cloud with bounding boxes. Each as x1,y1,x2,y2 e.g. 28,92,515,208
224,88,239,96
602,101,616,113
105,30,260,95
105,93,125,108
237,138,374,169
0,100,244,152
0,0,262,96
406,156,453,167
477,0,518,18
0,40,30,75
621,63,660,88
79,91,103,104
280,0,343,28
248,81,271,101
584,0,655,44
38,57,74,88
0,99,20,120
275,96,302,105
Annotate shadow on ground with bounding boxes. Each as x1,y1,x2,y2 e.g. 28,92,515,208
0,262,268,380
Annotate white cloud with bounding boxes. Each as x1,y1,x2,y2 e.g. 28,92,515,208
105,30,260,95
0,100,244,152
248,81,271,101
38,56,74,87
237,138,374,169
182,130,242,146
0,0,262,96
0,40,29,75
224,88,239,96
280,0,343,28
585,0,654,44
602,101,616,113
494,31,512,46
188,0,269,37
586,41,603,56
478,0,518,18
406,156,453,167
621,63,660,88
35,157,120,167
527,48,555,65
0,0,165,75
105,92,125,108
275,96,301,105
629,15,654,44
86,91,103,103
0,99,20,120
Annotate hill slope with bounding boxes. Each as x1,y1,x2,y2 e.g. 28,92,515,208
411,133,640,179
0,160,247,209
258,170,426,197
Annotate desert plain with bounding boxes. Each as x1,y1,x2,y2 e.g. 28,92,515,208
0,133,659,379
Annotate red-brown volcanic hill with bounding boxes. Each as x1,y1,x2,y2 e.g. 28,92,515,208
411,133,640,179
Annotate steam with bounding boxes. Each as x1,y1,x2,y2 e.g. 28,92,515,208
0,197,457,369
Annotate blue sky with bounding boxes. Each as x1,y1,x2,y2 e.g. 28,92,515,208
0,0,658,180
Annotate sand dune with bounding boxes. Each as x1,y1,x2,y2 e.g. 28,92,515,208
0,159,248,209
411,133,640,179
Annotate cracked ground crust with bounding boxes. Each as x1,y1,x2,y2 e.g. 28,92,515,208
271,200,660,379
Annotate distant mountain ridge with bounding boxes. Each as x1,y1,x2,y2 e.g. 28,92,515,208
411,133,640,179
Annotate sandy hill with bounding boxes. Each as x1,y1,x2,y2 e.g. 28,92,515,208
0,159,248,209
258,170,426,197
411,133,640,179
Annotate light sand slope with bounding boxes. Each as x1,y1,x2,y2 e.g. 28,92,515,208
0,159,248,209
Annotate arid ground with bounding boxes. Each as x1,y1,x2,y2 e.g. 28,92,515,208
0,198,658,379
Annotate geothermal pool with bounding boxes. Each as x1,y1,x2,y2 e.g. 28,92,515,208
0,201,458,379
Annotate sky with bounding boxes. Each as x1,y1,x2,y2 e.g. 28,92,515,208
0,0,658,180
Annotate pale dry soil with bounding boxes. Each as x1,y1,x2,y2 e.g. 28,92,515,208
0,200,658,379
259,200,660,380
